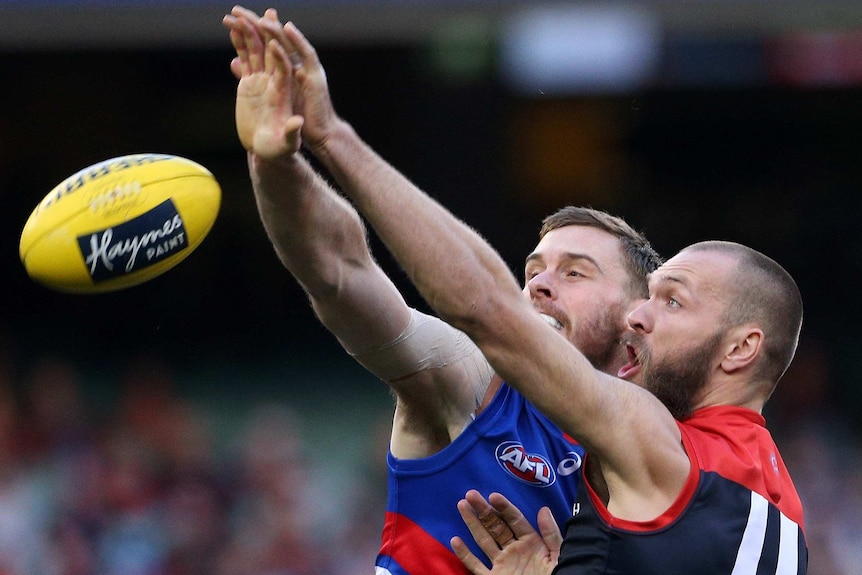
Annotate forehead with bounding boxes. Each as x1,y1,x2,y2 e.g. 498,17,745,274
530,225,623,266
650,249,736,297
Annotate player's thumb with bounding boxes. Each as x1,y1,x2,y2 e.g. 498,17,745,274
283,115,305,153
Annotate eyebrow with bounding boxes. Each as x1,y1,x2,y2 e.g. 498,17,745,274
648,272,688,290
525,251,603,273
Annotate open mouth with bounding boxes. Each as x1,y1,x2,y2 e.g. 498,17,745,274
617,343,642,380
539,313,563,331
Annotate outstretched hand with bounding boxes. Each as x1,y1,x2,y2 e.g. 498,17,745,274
224,5,339,160
223,6,303,159
451,490,561,575
254,10,339,153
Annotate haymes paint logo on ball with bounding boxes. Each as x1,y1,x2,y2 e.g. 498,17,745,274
77,199,188,282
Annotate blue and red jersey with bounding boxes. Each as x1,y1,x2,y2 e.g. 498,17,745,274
375,382,583,575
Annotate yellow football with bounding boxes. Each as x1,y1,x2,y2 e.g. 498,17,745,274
19,153,221,294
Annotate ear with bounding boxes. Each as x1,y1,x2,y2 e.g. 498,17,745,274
720,326,763,374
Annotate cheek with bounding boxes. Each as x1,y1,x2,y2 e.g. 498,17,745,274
569,300,621,335
652,329,700,364
589,293,629,323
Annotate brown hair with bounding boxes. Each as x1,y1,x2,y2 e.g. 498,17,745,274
540,206,663,298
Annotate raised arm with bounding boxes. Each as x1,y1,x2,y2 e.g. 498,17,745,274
224,8,494,458
258,12,689,509
226,9,408,354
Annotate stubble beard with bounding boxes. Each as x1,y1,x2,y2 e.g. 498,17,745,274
570,300,629,375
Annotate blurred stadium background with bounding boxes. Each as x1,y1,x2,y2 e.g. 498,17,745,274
1,1,861,573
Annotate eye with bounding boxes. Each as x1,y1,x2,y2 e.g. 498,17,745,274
563,264,589,279
668,297,681,308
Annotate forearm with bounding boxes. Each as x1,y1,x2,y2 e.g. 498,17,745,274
309,126,687,487
248,150,411,349
309,119,610,443
251,147,492,430
249,151,366,295
311,120,521,332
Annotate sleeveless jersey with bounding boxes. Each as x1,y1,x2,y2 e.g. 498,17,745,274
375,382,584,575
556,405,807,574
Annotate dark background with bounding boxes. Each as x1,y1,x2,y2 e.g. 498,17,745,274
0,3,861,571
3,42,860,423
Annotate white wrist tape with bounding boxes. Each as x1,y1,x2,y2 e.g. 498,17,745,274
350,308,493,388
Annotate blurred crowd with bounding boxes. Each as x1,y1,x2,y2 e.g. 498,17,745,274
0,341,859,574
0,349,387,575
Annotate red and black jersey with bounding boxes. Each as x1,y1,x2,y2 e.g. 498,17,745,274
556,406,807,574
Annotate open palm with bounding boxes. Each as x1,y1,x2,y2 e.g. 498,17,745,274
227,15,303,159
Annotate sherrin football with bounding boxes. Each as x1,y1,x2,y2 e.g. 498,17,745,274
19,153,221,294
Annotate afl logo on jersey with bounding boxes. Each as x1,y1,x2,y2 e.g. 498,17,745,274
496,441,555,487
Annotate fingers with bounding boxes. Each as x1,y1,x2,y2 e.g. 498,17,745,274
242,17,265,73
466,490,518,545
224,13,265,75
234,7,305,76
267,39,289,88
461,489,549,549
457,498,503,560
488,492,537,540
262,7,280,25
476,500,516,547
258,10,290,76
256,13,301,66
228,56,243,80
263,31,276,76
230,5,262,21
282,21,321,73
450,536,491,575
265,37,305,151
225,24,250,76
227,8,317,79
536,507,563,558
458,490,518,558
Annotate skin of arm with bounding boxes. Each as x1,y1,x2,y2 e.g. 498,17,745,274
225,8,491,459
246,8,690,518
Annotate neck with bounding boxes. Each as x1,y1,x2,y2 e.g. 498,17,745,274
693,376,766,414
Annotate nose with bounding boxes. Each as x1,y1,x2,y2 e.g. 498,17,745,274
627,299,651,333
526,270,555,301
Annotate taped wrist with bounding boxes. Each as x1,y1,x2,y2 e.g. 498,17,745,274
350,308,493,386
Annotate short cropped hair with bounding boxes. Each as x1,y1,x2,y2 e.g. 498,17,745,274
682,240,803,387
539,206,663,298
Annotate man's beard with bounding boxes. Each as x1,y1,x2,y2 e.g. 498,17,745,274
639,330,724,420
570,300,628,374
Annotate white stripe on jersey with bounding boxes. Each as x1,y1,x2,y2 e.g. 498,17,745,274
731,491,800,574
731,491,769,574
776,512,799,574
